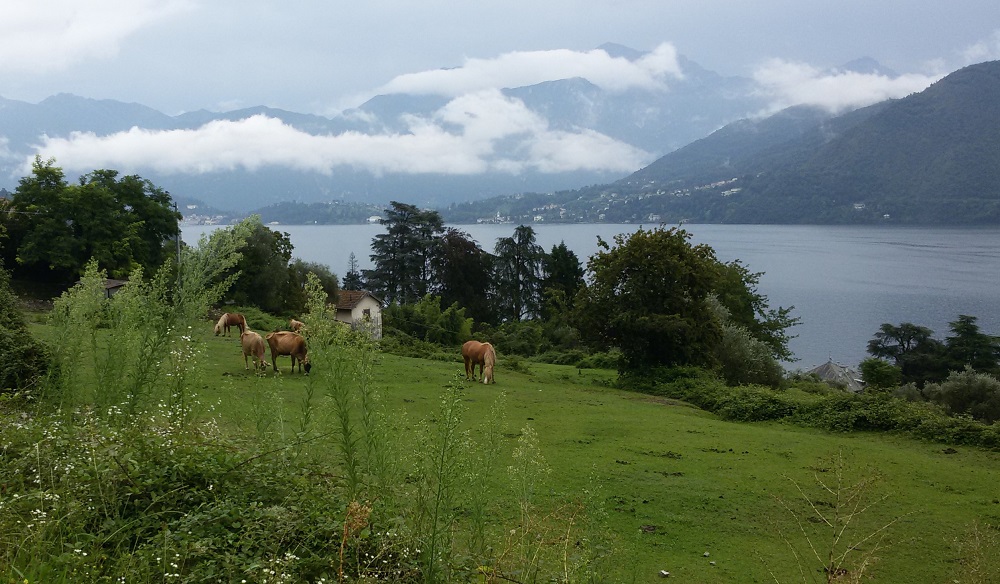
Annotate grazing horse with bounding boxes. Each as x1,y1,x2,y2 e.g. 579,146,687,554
214,312,246,336
462,340,497,384
289,318,305,332
240,330,268,373
265,331,311,374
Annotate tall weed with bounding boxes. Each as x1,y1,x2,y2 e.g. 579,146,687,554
767,451,906,583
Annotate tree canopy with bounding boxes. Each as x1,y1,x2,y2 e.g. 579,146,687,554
365,201,444,305
8,158,180,284
492,225,545,322
573,226,796,375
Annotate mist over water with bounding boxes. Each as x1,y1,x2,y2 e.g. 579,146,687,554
183,223,1000,371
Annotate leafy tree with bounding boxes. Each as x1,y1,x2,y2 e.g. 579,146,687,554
341,252,366,291
709,297,784,387
541,241,584,322
225,218,295,313
574,227,724,372
711,260,798,361
383,294,472,345
432,227,494,325
290,259,340,314
859,357,903,390
0,197,19,269
365,201,444,305
573,226,795,375
542,241,584,300
867,322,948,385
945,315,1000,374
10,158,180,283
173,217,251,322
492,225,545,322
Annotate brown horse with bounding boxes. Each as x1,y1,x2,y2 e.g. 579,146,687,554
214,312,246,336
240,330,268,373
289,318,305,332
462,340,496,384
265,331,311,374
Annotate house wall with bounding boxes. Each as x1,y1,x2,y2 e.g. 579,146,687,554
335,296,383,340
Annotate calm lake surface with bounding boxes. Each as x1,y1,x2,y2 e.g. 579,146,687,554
182,223,1000,371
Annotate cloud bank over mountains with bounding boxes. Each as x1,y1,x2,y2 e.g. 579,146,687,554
32,96,649,177
375,43,684,98
19,42,973,180
2,0,999,188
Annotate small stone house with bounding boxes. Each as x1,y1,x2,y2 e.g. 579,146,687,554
335,290,383,340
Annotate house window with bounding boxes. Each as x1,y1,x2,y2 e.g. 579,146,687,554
363,308,371,320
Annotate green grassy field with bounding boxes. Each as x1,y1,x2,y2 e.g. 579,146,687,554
185,319,1000,584
10,310,1000,583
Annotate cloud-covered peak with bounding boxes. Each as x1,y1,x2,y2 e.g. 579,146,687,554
751,59,942,114
374,43,684,98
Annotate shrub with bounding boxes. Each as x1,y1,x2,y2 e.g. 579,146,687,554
0,324,50,395
489,320,547,357
925,368,1000,424
0,409,422,582
577,349,621,370
715,322,785,388
534,349,587,366
220,304,286,333
617,366,1000,448
0,262,50,394
717,386,798,422
860,357,903,389
383,295,472,346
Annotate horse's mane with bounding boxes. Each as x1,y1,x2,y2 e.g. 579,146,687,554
483,343,496,367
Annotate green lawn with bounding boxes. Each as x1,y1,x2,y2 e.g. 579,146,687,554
192,321,1000,583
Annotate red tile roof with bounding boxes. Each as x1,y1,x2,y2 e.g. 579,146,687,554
336,290,381,310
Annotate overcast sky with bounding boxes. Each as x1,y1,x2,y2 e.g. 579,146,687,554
2,1,999,180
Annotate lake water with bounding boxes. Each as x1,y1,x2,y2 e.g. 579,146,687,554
182,223,1000,371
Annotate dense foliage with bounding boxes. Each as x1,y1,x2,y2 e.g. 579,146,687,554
491,225,545,322
862,315,1000,423
365,201,445,305
4,158,181,284
573,226,795,379
864,316,999,386
0,260,49,392
383,294,473,346
629,366,1000,447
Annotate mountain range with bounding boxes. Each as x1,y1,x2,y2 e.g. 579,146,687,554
444,60,1000,225
1,44,772,210
2,49,997,225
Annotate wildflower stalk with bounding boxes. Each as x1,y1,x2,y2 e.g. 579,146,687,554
421,379,466,584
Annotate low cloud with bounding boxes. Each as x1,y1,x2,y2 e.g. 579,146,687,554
375,43,683,98
0,0,192,73
752,59,942,114
28,90,651,177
